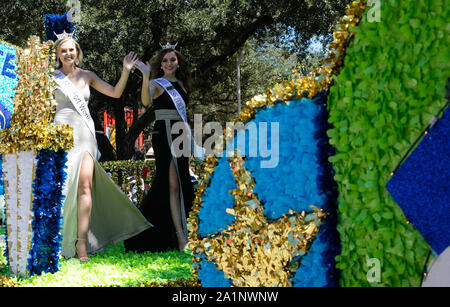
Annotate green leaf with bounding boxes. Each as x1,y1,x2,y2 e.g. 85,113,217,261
380,154,390,166
362,65,375,75
372,213,381,223
382,212,394,219
409,19,420,28
406,78,418,88
367,102,381,112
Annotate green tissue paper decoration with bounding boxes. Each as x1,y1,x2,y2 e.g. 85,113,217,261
327,0,449,286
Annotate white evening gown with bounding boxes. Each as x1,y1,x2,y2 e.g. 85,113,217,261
54,83,151,258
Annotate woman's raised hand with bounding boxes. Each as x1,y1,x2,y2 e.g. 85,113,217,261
123,51,139,72
134,60,151,78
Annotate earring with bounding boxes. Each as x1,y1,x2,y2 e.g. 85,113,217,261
75,59,80,66
56,58,61,68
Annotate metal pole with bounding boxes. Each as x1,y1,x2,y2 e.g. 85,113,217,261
237,50,245,115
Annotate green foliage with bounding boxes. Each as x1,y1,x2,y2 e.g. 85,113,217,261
0,0,67,46
100,159,155,205
0,242,192,287
328,0,449,286
0,241,6,271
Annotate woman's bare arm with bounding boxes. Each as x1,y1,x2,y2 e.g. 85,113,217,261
88,52,138,98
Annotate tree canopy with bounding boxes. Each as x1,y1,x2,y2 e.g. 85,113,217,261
0,0,350,159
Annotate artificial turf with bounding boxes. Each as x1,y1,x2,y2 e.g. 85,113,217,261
0,239,194,287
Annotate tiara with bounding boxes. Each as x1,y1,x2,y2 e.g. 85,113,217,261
54,30,75,40
160,42,178,50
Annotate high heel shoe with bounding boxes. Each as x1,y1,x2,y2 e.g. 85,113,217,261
75,238,89,262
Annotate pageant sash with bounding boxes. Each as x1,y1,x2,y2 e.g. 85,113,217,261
154,78,205,160
53,70,96,140
154,78,188,123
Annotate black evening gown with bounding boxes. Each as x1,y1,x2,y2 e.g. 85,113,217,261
124,81,195,252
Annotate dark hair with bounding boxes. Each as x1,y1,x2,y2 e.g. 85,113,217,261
150,48,192,91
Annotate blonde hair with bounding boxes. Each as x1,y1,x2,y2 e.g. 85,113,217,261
55,37,83,67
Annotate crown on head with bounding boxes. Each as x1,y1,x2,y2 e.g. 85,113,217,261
160,42,178,50
54,30,75,41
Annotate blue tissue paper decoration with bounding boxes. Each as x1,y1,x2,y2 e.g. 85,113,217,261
27,149,68,275
386,107,449,255
0,41,19,130
44,13,77,42
198,157,236,237
242,94,329,219
195,91,340,286
290,92,340,287
240,92,339,286
196,256,233,287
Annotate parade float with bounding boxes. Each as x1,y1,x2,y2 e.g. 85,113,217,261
0,0,448,286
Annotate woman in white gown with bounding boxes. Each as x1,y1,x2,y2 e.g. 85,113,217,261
53,36,151,261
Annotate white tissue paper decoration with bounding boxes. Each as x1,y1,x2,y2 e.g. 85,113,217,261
3,151,36,277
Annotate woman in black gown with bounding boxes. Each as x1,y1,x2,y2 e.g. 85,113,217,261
125,46,195,252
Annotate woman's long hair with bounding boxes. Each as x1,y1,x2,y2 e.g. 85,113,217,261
150,48,192,91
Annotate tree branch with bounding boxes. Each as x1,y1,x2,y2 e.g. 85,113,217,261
196,14,275,77
125,106,156,155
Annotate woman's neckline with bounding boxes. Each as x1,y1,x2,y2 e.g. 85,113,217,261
164,76,178,82
55,69,89,91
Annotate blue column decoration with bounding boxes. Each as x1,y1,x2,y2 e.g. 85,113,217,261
27,149,68,275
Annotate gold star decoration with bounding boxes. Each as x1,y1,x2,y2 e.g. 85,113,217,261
191,155,326,287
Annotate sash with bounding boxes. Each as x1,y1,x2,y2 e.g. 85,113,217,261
154,78,205,160
154,78,188,123
54,70,96,139
54,70,100,160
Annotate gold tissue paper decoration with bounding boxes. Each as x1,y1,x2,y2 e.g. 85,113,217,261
187,156,220,244
188,1,368,287
0,36,73,154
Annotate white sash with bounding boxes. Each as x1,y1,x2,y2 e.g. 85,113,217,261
154,78,205,160
154,78,188,123
54,70,96,139
54,70,101,160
